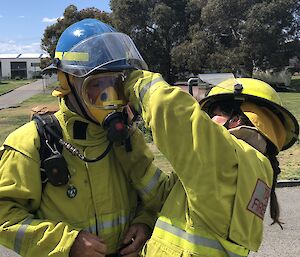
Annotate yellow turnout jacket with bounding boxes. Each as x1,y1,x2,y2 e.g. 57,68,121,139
0,99,175,256
125,71,274,257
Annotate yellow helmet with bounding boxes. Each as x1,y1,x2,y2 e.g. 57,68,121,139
199,78,299,151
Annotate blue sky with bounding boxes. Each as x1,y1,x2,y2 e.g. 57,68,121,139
0,0,111,54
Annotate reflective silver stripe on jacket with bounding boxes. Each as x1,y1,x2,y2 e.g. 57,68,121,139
139,168,162,196
99,215,129,230
14,218,33,254
86,212,135,234
139,77,164,102
156,219,246,257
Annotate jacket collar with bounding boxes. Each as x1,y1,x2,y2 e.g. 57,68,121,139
229,126,267,154
57,98,108,147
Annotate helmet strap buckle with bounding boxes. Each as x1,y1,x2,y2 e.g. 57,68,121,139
234,83,243,94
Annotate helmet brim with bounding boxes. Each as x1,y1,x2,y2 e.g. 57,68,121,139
42,64,58,75
200,93,299,151
58,59,147,78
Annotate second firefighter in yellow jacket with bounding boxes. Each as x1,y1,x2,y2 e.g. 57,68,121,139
123,70,299,257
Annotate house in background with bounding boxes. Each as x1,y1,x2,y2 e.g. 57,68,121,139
0,53,49,79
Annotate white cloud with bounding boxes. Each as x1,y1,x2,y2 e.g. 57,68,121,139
0,41,43,54
19,15,25,18
42,17,59,23
0,15,3,18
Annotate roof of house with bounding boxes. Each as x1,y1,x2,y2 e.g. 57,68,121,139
198,73,235,86
0,53,49,59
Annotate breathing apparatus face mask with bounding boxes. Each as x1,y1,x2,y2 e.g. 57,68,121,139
82,73,126,116
80,72,130,144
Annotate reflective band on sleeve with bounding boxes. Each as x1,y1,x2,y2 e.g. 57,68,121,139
139,77,164,102
55,51,89,61
14,219,33,254
156,219,246,257
139,168,162,196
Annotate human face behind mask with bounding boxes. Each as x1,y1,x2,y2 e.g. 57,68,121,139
210,106,231,126
208,102,246,129
83,73,125,108
80,72,127,124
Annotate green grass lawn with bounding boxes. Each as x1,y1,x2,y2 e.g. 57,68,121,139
0,92,58,145
0,79,36,95
277,92,300,179
290,75,300,92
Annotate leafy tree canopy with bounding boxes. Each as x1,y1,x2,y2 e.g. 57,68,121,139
111,0,300,81
42,1,300,82
111,0,189,82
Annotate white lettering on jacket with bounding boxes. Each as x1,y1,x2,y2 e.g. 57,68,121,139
247,179,271,219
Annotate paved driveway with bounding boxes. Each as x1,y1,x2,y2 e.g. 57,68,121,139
0,79,45,110
0,187,299,257
249,186,300,257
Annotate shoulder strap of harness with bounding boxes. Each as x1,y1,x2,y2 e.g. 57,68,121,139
32,113,63,186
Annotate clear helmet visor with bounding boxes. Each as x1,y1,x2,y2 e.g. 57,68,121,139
82,72,126,110
56,32,148,77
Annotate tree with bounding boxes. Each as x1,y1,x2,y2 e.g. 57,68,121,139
190,0,300,75
41,5,112,59
111,0,300,81
110,0,190,82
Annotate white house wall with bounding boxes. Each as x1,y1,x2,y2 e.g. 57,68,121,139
1,59,11,79
0,58,43,79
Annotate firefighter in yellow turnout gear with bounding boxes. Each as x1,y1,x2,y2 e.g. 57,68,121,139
0,20,176,257
123,71,299,257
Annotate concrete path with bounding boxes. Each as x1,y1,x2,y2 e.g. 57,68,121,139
0,187,299,257
0,79,45,110
249,186,300,257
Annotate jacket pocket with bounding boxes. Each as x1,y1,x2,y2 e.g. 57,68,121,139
142,237,183,257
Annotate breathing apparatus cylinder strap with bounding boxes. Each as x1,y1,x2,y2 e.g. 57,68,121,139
34,114,112,163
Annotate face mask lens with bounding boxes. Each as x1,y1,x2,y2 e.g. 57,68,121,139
83,73,126,109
